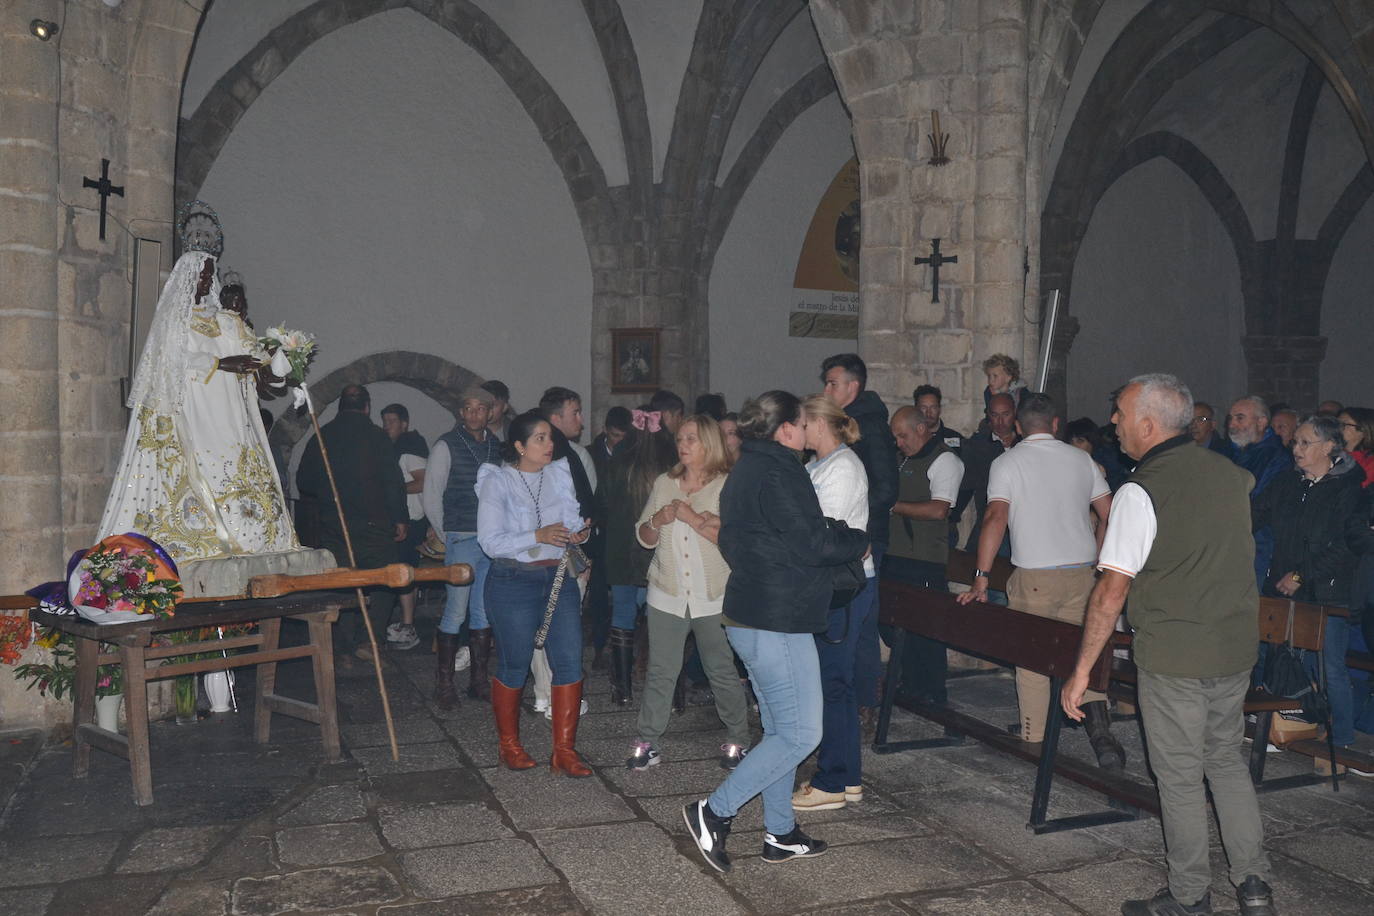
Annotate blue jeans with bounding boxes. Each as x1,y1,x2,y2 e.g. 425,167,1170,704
1320,614,1355,746
854,545,885,708
611,584,646,630
708,628,823,836
812,574,878,793
484,560,583,687
441,532,490,634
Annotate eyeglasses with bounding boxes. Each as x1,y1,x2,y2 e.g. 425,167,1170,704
1190,416,1211,423
1339,421,1359,430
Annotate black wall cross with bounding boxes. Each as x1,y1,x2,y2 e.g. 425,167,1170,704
914,237,957,303
82,158,124,241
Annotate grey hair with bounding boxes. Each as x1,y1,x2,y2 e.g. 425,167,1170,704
1234,394,1270,420
1127,373,1194,434
1301,414,1345,456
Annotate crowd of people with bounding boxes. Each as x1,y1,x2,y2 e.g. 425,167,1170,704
286,346,1374,916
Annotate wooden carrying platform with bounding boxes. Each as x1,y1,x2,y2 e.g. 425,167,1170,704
876,577,1158,835
30,592,348,807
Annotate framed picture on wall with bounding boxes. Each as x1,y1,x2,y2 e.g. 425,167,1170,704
611,328,660,393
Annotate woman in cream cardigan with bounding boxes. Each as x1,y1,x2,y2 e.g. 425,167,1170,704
626,414,751,770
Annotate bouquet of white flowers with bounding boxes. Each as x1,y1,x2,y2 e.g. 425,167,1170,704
258,326,317,385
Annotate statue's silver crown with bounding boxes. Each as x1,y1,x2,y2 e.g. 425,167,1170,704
178,199,224,256
219,267,245,292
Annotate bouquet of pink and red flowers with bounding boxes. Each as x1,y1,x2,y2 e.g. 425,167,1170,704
70,543,181,620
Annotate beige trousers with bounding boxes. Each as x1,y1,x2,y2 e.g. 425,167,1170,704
1008,566,1101,742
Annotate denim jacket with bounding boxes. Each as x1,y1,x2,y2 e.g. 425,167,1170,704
476,458,585,562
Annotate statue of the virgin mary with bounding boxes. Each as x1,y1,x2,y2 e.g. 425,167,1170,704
99,202,298,562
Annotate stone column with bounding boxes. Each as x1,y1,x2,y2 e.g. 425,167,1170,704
0,6,64,594
1241,335,1328,410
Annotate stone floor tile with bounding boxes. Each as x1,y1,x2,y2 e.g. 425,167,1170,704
535,821,743,916
1265,847,1374,915
1034,858,1168,916
636,789,903,838
376,883,583,914
4,886,56,916
351,741,464,776
904,878,1074,914
793,902,911,915
443,718,553,769
146,879,232,915
277,821,384,866
47,874,171,916
190,833,277,880
342,717,447,748
277,783,368,826
398,838,559,899
145,782,288,827
230,864,404,915
368,766,488,806
1270,826,1374,888
727,834,1010,914
0,773,141,836
482,766,637,830
599,755,740,797
378,801,512,849
116,824,231,873
0,832,123,887
729,812,935,857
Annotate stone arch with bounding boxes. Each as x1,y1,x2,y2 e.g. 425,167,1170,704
176,0,612,241
268,350,480,462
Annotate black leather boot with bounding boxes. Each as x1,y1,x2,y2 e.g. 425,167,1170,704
1083,700,1125,770
608,626,634,706
434,632,460,711
467,628,493,700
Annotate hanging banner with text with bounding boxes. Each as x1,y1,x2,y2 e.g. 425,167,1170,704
790,157,859,339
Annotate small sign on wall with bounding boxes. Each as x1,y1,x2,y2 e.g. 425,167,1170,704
791,157,859,339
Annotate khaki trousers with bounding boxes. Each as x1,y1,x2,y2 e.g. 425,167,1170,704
1008,566,1100,742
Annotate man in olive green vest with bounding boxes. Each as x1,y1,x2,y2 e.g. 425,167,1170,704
1063,374,1274,916
883,406,965,704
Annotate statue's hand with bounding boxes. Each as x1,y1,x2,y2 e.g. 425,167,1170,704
217,355,263,374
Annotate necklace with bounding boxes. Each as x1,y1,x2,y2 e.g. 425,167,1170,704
518,467,544,526
458,427,497,468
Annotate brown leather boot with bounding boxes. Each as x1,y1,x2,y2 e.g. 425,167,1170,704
550,680,592,777
490,678,536,770
467,628,493,700
434,632,460,711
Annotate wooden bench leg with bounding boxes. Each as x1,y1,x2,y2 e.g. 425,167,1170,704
255,618,281,744
873,629,906,751
119,644,154,806
72,636,98,778
306,613,341,761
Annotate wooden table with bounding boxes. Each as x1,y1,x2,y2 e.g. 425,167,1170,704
32,591,349,806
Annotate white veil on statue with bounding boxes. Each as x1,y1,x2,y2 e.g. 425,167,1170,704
126,250,219,416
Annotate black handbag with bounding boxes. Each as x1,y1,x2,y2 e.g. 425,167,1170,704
826,517,869,610
1262,609,1330,724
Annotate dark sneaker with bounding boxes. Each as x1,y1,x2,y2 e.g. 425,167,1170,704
682,800,732,874
1121,888,1213,915
719,743,747,770
762,826,828,864
1236,876,1275,916
626,741,661,770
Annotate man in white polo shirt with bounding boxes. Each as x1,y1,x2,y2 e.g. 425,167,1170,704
958,392,1122,768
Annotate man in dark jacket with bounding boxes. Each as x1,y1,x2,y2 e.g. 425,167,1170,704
822,354,898,716
1226,395,1294,589
297,384,407,661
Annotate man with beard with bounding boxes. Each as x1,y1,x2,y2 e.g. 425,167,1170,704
1226,395,1292,588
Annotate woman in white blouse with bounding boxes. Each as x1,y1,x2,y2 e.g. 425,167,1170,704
627,415,751,770
476,411,592,776
792,394,875,812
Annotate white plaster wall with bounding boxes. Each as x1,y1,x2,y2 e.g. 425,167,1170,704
181,0,316,113
621,0,705,181
1319,195,1374,405
1067,159,1246,420
473,0,626,186
710,95,855,408
719,9,823,181
197,11,591,439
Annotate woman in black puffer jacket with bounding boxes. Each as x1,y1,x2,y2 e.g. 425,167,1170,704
681,391,868,874
1253,414,1374,752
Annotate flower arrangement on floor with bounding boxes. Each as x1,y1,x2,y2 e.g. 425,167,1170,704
0,613,32,665
8,629,122,701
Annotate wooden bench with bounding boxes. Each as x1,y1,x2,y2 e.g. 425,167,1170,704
16,592,349,806
876,580,1159,833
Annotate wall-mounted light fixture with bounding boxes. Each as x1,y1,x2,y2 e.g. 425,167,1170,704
30,19,59,41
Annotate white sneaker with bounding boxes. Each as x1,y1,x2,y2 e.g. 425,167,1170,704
452,646,471,671
543,699,589,719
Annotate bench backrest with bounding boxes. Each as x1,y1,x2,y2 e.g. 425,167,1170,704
1257,597,1327,652
880,580,1112,692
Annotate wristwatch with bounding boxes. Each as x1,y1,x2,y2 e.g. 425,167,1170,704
973,569,991,580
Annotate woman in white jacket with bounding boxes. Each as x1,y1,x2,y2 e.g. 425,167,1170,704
792,394,875,811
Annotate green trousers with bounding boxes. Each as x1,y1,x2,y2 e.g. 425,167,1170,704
637,605,750,752
1137,667,1271,904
